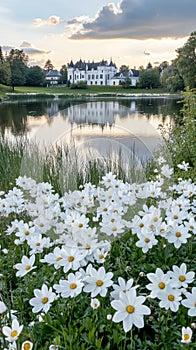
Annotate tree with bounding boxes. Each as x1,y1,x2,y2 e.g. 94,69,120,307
60,64,67,84
7,49,28,91
0,60,11,85
174,32,196,88
44,59,54,72
26,66,45,86
121,77,131,89
146,62,153,70
161,66,184,92
119,65,129,73
139,68,160,89
0,46,4,62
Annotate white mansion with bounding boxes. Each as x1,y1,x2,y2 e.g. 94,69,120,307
67,59,139,87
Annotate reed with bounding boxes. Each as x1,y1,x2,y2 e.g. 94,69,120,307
0,137,148,194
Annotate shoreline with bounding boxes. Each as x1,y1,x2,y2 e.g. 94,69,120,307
3,92,181,101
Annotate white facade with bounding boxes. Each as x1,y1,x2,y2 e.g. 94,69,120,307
67,60,117,86
109,69,139,87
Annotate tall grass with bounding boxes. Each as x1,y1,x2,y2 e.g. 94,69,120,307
0,137,149,194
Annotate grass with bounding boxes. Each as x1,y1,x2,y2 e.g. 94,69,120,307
0,83,169,98
0,137,148,195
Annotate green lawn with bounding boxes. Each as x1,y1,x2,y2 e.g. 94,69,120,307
0,83,168,98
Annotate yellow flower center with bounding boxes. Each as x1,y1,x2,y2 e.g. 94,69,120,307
103,208,108,211
36,242,40,246
179,275,186,282
168,294,175,301
151,191,155,196
68,256,74,262
126,305,135,314
111,218,115,223
160,228,165,233
112,227,117,231
25,265,31,270
139,223,144,228
56,257,62,261
99,254,104,259
78,223,83,228
85,244,91,250
42,297,49,304
158,282,165,289
11,330,18,338
39,223,44,227
24,343,31,350
153,217,158,222
176,231,181,237
70,283,77,289
145,238,150,243
96,280,103,287
184,334,190,341
173,215,178,220
25,230,30,236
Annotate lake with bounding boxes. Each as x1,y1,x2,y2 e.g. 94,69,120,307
0,96,181,165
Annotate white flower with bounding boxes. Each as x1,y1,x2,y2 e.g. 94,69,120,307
29,283,56,314
181,287,196,316
111,288,151,332
0,301,7,314
2,318,23,342
53,272,84,298
136,230,158,253
167,263,195,289
59,247,86,274
90,298,100,309
177,161,190,171
83,266,113,297
166,223,191,249
158,285,182,312
14,255,36,277
146,268,173,299
21,340,33,350
49,345,59,350
161,165,173,178
181,326,192,343
110,277,138,300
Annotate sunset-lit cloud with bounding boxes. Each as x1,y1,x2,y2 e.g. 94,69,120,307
67,0,196,39
0,0,195,70
33,15,62,27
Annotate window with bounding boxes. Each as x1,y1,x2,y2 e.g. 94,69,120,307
113,81,115,85
96,75,98,79
100,74,103,79
100,81,103,85
92,74,95,79
88,75,90,80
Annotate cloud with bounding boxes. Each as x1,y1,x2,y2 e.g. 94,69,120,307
2,43,50,56
67,0,196,40
0,5,10,14
33,15,61,27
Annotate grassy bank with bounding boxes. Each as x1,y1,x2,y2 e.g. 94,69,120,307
0,83,169,98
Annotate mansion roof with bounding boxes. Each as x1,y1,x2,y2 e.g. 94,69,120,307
68,59,117,70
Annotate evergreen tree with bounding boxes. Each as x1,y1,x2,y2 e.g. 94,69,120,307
44,59,54,72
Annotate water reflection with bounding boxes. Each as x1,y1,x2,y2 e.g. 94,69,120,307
0,97,180,164
0,97,180,137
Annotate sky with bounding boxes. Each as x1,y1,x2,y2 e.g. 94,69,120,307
0,0,195,70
